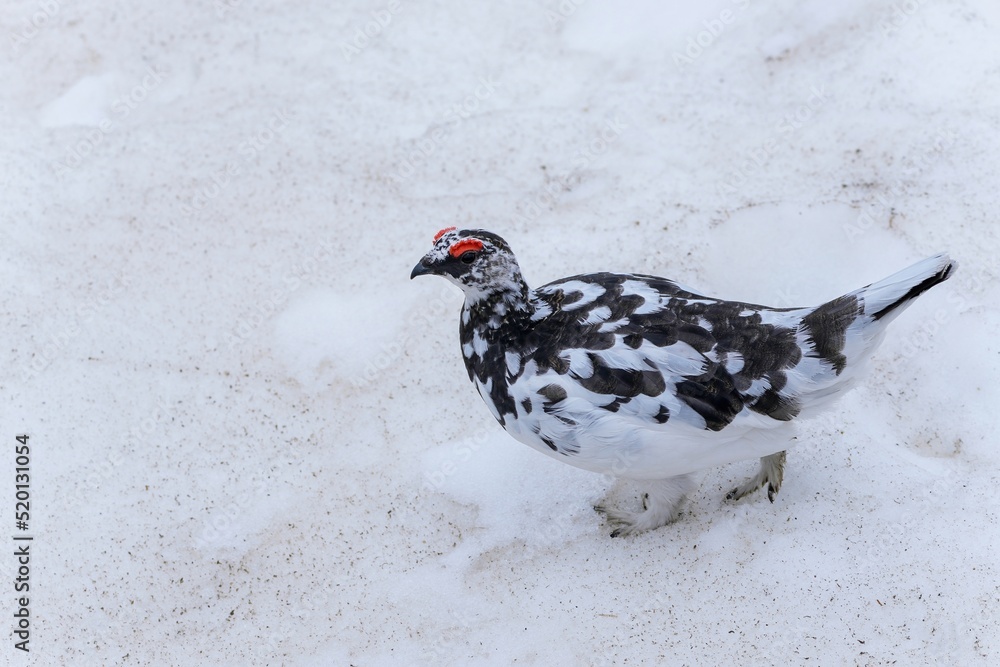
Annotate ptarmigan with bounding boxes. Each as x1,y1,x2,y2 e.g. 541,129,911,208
410,227,956,536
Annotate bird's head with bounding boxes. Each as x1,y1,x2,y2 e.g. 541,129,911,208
410,227,526,303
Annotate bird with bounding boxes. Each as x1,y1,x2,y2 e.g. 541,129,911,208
410,227,956,536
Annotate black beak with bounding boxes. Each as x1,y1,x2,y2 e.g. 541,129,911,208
410,259,435,279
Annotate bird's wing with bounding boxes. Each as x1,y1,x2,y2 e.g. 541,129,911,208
521,273,808,436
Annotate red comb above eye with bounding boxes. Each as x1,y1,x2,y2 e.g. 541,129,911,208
448,238,484,258
434,226,457,242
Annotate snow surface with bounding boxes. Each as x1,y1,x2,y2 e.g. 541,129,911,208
2,0,999,664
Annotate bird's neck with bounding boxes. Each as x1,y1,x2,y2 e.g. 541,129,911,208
458,282,533,427
459,277,533,374
464,281,533,332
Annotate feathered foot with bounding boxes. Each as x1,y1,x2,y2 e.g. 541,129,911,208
726,451,786,503
594,473,698,537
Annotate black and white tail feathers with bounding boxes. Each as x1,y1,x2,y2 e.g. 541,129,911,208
858,253,957,324
794,253,956,417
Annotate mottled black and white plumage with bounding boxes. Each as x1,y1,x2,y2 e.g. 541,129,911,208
411,228,957,536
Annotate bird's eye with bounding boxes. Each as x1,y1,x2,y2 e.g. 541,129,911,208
460,251,478,264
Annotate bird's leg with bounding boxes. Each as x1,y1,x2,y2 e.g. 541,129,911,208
595,473,698,538
726,451,787,503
